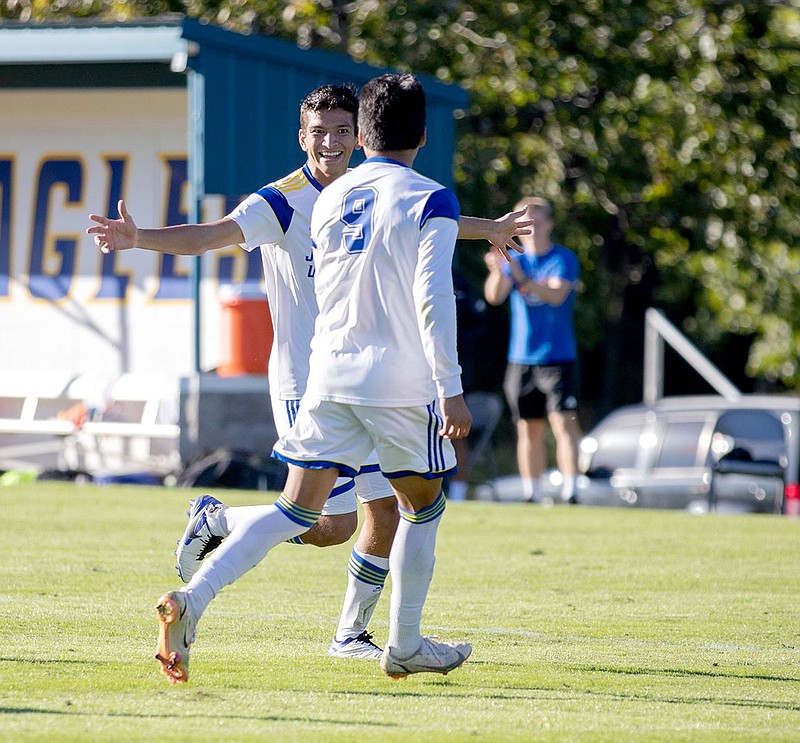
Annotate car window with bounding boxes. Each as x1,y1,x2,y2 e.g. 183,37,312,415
655,420,705,468
587,420,643,474
713,410,786,464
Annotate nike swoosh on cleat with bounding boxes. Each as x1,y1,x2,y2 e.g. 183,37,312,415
197,535,223,559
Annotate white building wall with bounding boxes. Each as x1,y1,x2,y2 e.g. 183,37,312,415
0,87,261,378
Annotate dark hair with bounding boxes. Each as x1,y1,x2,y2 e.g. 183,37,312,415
299,84,358,129
358,73,426,151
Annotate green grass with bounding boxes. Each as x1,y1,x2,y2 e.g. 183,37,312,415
1,482,799,742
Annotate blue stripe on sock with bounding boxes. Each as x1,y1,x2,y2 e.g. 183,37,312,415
347,550,389,586
275,494,322,528
398,492,446,524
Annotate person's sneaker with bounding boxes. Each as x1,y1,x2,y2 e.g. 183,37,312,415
380,637,472,679
327,630,383,661
175,494,224,583
155,591,196,684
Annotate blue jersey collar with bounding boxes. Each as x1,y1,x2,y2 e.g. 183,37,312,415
302,163,325,192
363,156,410,168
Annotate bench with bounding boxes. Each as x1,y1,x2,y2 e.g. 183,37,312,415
0,371,181,476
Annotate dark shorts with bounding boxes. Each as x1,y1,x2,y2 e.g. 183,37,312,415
503,362,580,421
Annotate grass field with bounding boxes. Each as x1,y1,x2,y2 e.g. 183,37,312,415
1,482,799,742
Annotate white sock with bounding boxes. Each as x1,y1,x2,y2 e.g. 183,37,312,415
184,494,320,620
210,504,273,537
561,475,577,501
522,477,540,502
207,503,307,545
335,547,389,641
387,492,446,658
447,480,468,501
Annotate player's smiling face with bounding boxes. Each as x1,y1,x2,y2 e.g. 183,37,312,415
299,108,358,187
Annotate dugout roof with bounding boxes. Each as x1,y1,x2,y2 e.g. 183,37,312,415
0,16,468,193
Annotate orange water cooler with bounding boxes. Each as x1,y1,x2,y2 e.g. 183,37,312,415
217,286,273,377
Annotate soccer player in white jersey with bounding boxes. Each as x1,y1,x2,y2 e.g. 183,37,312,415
288,71,474,678
88,83,527,683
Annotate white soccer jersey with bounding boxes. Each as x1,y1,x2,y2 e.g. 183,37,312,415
307,157,462,407
228,165,322,400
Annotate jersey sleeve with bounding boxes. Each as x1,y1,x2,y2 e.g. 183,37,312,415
414,198,463,400
419,187,459,227
227,188,294,251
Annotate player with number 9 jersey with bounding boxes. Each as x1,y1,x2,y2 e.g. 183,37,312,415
308,157,462,407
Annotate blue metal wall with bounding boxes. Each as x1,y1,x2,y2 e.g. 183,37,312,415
181,18,468,196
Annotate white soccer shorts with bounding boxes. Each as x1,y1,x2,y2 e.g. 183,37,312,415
272,397,457,480
271,397,393,514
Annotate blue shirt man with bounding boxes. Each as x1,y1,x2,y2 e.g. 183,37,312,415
484,197,582,504
505,243,579,365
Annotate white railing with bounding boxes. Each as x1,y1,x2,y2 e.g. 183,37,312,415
643,308,741,405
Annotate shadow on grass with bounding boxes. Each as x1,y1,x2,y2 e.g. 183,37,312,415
576,687,800,713
0,706,398,727
1,708,70,715
333,686,519,701
575,663,800,684
0,657,97,666
332,683,800,713
492,670,800,714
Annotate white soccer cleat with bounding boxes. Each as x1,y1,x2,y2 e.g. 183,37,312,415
327,630,384,661
175,494,224,583
380,637,472,679
155,590,197,684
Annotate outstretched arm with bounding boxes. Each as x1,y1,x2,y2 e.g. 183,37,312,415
457,207,531,261
87,199,244,256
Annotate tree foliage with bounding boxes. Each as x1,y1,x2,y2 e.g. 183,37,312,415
5,0,800,393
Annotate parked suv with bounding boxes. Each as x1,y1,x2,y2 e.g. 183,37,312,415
573,395,800,514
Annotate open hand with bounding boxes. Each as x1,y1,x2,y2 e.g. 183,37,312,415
86,199,137,254
485,207,531,262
